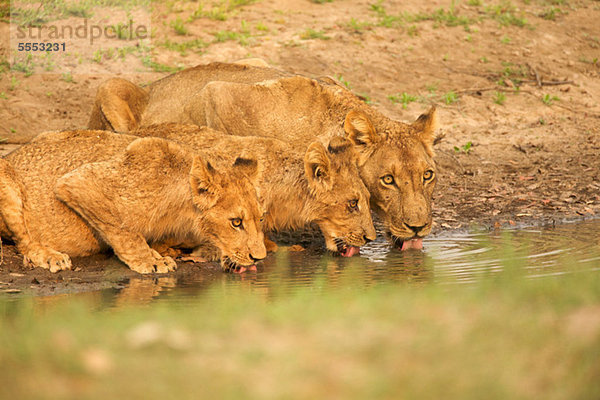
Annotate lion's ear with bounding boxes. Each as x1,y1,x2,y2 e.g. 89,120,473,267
189,156,219,210
304,142,331,189
233,157,260,185
344,110,379,146
412,106,437,156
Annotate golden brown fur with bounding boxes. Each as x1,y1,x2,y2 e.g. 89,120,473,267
131,124,376,253
88,62,438,245
0,130,266,273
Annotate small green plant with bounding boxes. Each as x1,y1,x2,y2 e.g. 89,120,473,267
171,17,188,35
346,18,371,32
467,0,482,5
493,91,506,105
61,72,74,83
45,92,53,97
486,3,529,27
300,28,330,40
465,34,472,42
336,74,351,89
480,56,489,63
542,94,559,105
12,54,34,76
93,49,103,63
255,22,269,32
388,92,417,109
9,127,16,133
0,92,6,99
501,35,511,44
311,0,333,3
426,83,438,94
539,7,562,20
141,56,182,73
407,25,419,36
443,91,458,104
454,141,473,154
539,117,546,125
9,76,20,91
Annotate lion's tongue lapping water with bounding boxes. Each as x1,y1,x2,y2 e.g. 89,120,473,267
340,246,360,257
398,238,423,251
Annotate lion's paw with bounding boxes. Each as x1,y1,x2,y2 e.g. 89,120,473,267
129,256,177,274
24,247,72,273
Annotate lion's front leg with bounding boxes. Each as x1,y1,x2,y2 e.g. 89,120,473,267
97,225,177,274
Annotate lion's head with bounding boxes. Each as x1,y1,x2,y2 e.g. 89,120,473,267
189,156,267,269
304,137,377,257
343,107,437,250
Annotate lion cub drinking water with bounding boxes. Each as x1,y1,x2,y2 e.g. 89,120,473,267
0,130,266,274
132,124,377,256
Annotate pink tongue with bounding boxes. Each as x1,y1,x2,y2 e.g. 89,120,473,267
341,246,360,257
400,238,423,251
234,265,257,274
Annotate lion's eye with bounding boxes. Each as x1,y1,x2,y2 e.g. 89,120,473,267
231,218,243,228
381,175,394,185
348,199,359,210
423,170,434,182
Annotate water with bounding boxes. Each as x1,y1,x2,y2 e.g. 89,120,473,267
84,219,600,307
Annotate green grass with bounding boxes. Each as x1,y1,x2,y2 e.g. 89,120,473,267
486,1,529,27
141,56,182,73
190,0,256,21
454,141,473,153
171,17,188,36
1,258,599,399
159,38,208,55
539,6,563,20
443,90,459,104
542,94,560,105
371,1,474,30
388,92,418,108
213,21,252,45
300,28,330,40
336,74,351,89
11,0,150,27
493,91,506,105
345,18,372,32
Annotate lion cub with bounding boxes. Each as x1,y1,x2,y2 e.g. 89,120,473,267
0,130,266,274
131,124,377,256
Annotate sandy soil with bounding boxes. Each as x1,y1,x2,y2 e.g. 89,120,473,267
0,0,599,293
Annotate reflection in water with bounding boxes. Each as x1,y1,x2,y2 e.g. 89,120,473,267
22,220,600,308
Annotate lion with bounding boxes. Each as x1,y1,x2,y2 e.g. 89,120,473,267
131,123,377,256
0,130,266,274
88,62,437,250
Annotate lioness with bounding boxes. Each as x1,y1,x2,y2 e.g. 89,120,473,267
88,62,437,250
0,130,266,274
131,123,376,256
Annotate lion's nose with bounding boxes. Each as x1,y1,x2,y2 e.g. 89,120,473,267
249,253,265,262
363,234,374,243
405,223,426,234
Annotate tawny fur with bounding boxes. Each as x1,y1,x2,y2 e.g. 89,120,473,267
88,61,438,242
0,130,266,273
131,124,376,252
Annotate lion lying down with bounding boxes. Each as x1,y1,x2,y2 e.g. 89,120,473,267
131,123,376,257
88,62,438,251
0,130,266,274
